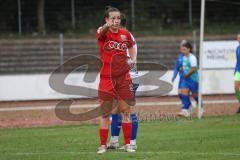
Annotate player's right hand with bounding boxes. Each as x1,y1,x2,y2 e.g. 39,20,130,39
106,19,114,28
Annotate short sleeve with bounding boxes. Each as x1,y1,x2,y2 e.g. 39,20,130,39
130,32,137,54
190,55,197,67
125,31,134,48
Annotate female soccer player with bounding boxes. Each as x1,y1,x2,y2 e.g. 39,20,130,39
96,7,136,154
234,33,240,113
178,42,199,117
172,40,186,108
108,13,139,151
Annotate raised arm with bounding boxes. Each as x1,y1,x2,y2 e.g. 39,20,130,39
97,20,113,38
99,24,110,36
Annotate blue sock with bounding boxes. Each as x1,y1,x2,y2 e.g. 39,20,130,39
116,114,122,136
181,95,191,110
130,113,138,140
111,114,119,137
178,94,183,99
193,96,198,104
178,93,184,107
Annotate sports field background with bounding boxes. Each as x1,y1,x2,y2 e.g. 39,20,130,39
0,115,239,160
0,0,240,159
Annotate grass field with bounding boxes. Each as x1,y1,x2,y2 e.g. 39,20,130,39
0,115,240,160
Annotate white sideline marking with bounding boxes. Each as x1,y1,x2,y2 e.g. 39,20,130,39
0,99,237,112
3,151,240,156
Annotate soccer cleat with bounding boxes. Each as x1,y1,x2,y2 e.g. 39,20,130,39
125,144,136,152
107,141,119,149
130,144,137,150
119,144,137,150
119,145,125,150
178,109,191,117
97,145,107,154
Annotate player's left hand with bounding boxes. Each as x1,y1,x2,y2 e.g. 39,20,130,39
130,59,136,65
127,58,135,65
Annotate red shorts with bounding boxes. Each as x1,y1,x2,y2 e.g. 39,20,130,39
98,72,133,101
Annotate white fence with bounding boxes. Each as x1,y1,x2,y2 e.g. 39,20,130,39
0,69,234,101
0,40,237,101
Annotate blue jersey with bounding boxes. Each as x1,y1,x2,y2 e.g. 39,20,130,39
235,45,240,73
182,53,198,83
172,53,184,81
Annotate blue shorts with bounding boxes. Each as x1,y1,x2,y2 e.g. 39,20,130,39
179,78,188,89
179,78,198,93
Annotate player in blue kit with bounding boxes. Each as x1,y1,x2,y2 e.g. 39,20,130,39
178,42,200,117
172,40,187,108
234,33,240,114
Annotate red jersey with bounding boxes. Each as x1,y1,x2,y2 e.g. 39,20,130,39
97,28,133,77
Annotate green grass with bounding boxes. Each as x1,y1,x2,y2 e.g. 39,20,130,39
0,116,240,160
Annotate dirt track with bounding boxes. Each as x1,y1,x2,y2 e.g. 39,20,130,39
0,95,239,128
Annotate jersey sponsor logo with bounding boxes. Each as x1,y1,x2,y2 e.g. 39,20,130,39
103,40,129,52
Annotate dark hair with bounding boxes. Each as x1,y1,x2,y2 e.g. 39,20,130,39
120,13,127,27
182,42,192,52
104,6,120,19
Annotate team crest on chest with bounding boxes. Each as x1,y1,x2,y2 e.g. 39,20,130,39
120,35,127,41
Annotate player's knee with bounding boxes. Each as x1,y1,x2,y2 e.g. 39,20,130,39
121,109,132,122
119,103,129,113
111,106,119,114
129,99,136,106
191,93,198,102
99,116,110,128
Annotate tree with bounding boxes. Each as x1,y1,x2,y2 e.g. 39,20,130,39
37,0,45,34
